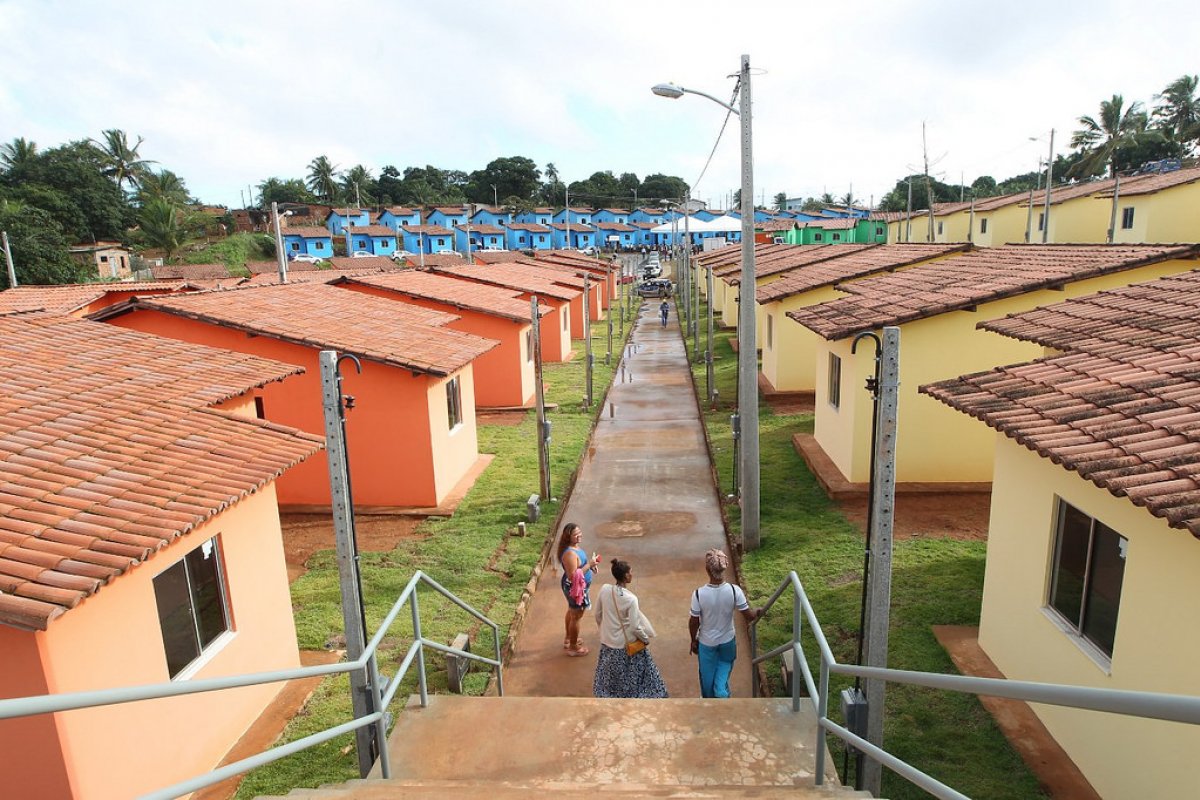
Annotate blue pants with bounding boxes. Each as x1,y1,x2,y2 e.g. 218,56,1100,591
697,639,737,698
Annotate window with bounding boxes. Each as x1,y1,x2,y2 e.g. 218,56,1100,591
1121,207,1135,230
525,329,534,363
827,353,841,409
437,238,446,246
290,242,300,252
254,397,265,419
100,255,109,263
445,376,463,430
1038,213,1045,232
937,221,944,235
814,233,824,242
1048,500,1127,658
154,537,230,678
832,233,842,241
980,218,988,234
518,235,526,244
875,225,884,236
357,240,367,249
766,314,773,350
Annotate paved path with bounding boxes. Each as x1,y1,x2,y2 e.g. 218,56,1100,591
504,299,753,698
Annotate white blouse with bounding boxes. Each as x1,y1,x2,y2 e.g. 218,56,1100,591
594,583,656,649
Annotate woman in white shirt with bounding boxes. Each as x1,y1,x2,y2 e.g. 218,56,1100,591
592,559,669,698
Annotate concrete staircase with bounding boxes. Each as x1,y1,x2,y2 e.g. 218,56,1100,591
258,696,875,798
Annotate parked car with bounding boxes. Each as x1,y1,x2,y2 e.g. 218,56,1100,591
637,279,673,298
578,246,597,256
391,250,415,262
291,253,321,264
642,264,662,280
481,246,508,252
351,251,373,258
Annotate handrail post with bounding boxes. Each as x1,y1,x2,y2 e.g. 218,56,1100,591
493,623,505,696
749,620,759,698
792,593,802,713
816,652,830,786
411,590,429,707
367,654,392,778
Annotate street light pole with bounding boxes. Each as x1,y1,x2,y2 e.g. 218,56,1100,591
271,202,291,284
1042,128,1055,244
652,54,759,550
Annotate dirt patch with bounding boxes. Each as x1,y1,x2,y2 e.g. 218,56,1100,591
595,510,697,539
477,410,530,426
281,513,426,583
835,492,992,541
764,394,814,415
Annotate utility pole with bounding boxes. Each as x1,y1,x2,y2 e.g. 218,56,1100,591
736,53,761,551
606,264,613,365
1106,174,1122,244
532,297,551,500
1041,128,1056,244
318,350,377,778
271,202,289,284
1024,186,1036,243
904,180,912,243
922,123,935,243
583,273,593,410
706,247,715,404
2,231,17,288
860,327,900,796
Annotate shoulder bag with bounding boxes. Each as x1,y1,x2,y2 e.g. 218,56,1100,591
616,587,647,656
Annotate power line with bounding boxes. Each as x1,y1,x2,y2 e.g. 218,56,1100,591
691,77,741,193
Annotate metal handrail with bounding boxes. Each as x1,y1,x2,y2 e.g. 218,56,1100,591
749,570,1200,799
0,570,503,800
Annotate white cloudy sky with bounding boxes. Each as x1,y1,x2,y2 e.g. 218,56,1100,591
2,0,1197,210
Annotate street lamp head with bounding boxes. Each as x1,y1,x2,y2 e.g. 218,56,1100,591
651,82,685,99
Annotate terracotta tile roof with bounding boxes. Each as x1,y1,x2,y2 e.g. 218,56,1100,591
757,244,970,303
922,346,1200,538
531,207,554,214
1095,165,1200,197
282,226,334,238
130,283,496,375
344,225,399,237
379,206,419,215
561,207,592,213
428,263,578,301
0,282,187,315
151,263,233,280
329,208,370,217
757,219,796,232
428,206,469,215
246,260,309,275
705,243,798,273
869,211,910,222
454,224,506,235
325,256,397,272
636,209,665,216
788,244,1200,341
242,269,380,286
0,314,322,629
795,218,857,230
506,223,552,233
402,252,465,267
515,256,605,282
717,244,876,282
338,271,549,322
403,225,455,235
501,261,588,289
463,251,511,264
597,208,630,214
628,220,660,229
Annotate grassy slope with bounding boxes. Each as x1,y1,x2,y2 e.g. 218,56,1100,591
234,304,636,797
684,296,1044,800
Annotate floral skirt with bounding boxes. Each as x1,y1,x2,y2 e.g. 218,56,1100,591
592,644,669,698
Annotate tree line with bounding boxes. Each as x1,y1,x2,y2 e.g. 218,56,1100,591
878,73,1200,212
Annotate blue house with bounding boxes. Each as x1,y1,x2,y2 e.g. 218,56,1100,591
454,224,507,254
505,223,553,251
515,207,554,225
326,207,370,235
551,207,592,226
281,226,334,260
628,221,659,247
693,209,720,222
471,206,511,227
377,206,421,230
591,208,630,225
548,223,596,250
344,225,399,257
400,225,455,254
426,206,469,229
628,208,666,225
592,222,638,250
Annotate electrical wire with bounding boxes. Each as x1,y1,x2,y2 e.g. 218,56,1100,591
690,77,742,195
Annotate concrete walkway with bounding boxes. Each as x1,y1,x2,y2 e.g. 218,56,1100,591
504,298,752,698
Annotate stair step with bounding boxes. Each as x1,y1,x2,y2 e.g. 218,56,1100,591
264,777,874,798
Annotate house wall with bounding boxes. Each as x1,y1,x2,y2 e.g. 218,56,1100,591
543,299,572,361
338,284,533,407
759,286,841,392
105,310,467,507
979,437,1200,799
1112,182,1200,244
1046,194,1108,243
812,257,1196,484
0,488,298,800
0,629,72,798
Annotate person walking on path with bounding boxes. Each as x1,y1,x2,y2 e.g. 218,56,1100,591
660,300,669,327
558,522,600,657
592,559,669,698
689,549,764,698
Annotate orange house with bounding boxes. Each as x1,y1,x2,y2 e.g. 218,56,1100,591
428,263,577,362
334,271,549,408
508,259,604,333
0,314,322,800
95,282,497,510
524,255,610,317
0,281,195,318
534,250,616,310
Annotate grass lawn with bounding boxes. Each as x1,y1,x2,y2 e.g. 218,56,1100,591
234,301,638,797
681,293,1045,799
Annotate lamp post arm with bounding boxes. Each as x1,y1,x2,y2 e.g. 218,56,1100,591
679,86,740,116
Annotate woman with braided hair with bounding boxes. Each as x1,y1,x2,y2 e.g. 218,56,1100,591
688,548,764,698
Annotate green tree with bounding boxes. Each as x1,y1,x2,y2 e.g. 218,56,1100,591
135,198,196,262
0,137,38,172
91,129,155,192
136,169,191,207
0,200,87,287
773,192,787,211
1068,95,1149,178
1152,74,1200,155
256,177,316,206
306,155,341,202
0,141,132,241
877,175,960,213
800,197,822,211
376,165,403,205
467,156,541,204
970,175,998,196
341,165,375,207
395,165,465,205
638,173,689,203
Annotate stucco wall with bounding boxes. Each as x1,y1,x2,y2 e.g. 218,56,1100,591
979,436,1200,799
759,285,841,392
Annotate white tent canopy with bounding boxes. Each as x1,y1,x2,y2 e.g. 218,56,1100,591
648,214,743,235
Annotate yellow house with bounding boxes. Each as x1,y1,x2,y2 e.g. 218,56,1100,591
921,271,1200,798
698,243,785,315
788,243,1200,492
1099,165,1200,244
758,244,969,394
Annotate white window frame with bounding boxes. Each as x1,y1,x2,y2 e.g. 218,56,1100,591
153,536,233,680
446,375,463,431
827,353,841,409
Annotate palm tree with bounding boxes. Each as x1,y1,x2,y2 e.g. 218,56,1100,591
306,155,341,201
341,165,373,207
1068,95,1148,178
136,198,188,262
136,169,191,207
1153,74,1200,154
0,137,37,172
92,129,155,191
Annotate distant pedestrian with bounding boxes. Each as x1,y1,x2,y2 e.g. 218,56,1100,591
558,522,600,657
688,548,764,698
592,559,668,698
660,300,669,327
